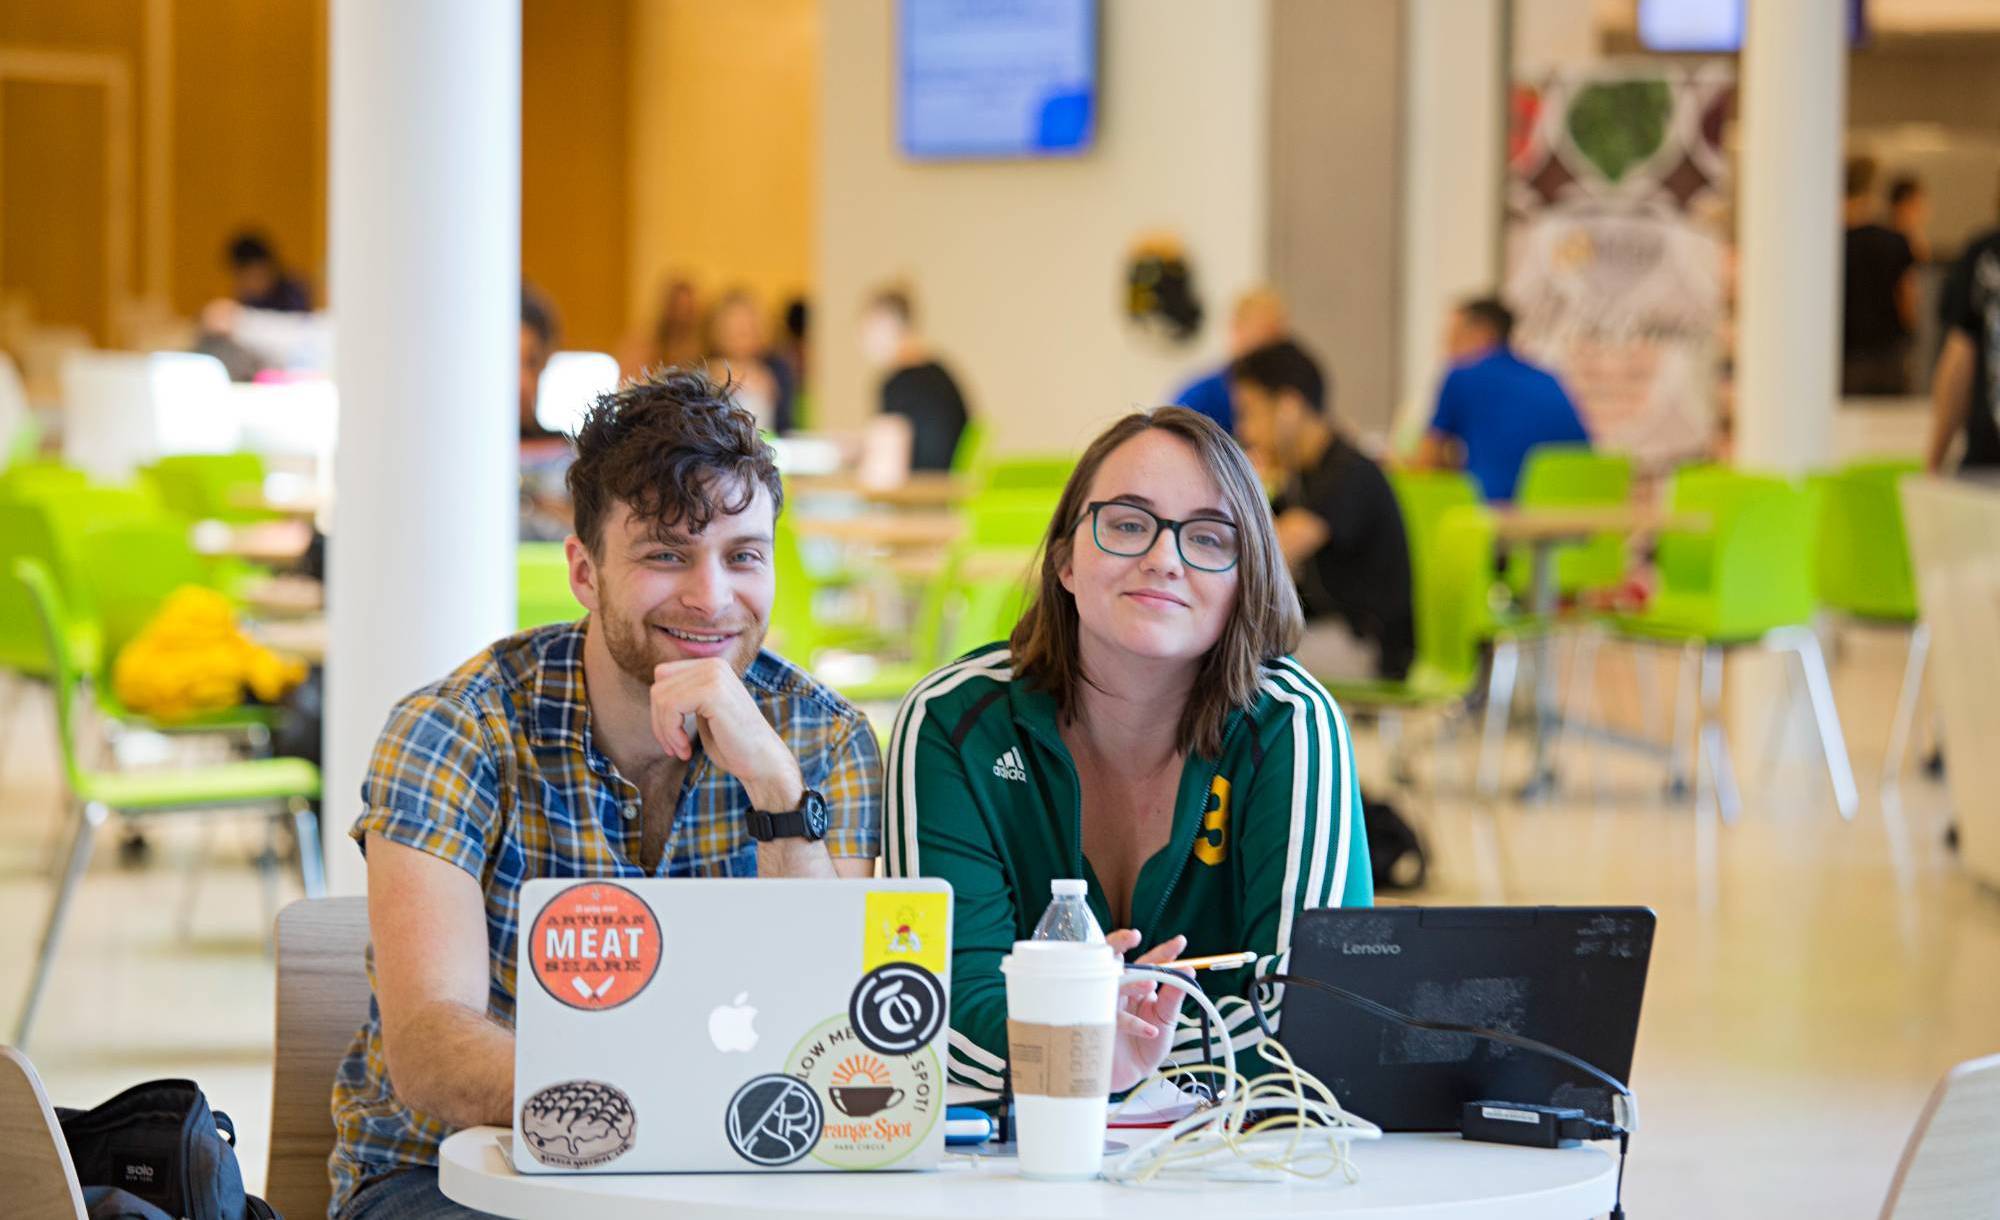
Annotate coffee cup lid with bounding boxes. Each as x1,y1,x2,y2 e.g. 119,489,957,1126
1001,940,1122,978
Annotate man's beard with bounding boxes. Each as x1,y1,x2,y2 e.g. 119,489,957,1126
598,601,766,687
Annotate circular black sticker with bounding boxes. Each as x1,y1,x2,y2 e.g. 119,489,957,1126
724,1074,823,1167
848,962,946,1057
519,1080,637,1169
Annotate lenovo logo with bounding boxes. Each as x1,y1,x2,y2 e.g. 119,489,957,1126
1340,942,1401,956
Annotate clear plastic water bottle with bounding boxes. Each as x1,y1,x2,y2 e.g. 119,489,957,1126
1030,878,1106,944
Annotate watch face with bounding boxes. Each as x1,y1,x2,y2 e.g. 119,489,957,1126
805,792,829,840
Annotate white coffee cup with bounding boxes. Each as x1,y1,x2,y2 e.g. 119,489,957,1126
1001,940,1122,1179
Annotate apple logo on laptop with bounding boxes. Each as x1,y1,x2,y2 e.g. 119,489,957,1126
709,992,759,1053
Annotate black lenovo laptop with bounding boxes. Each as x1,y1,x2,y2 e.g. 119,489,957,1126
1282,906,1654,1130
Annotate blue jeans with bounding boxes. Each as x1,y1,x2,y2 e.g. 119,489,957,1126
339,1168,501,1220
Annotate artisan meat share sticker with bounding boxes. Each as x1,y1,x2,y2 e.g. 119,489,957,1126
789,1015,939,1169
725,1074,824,1167
520,1080,636,1169
529,882,661,1011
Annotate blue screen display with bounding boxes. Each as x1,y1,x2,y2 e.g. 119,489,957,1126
900,0,1098,160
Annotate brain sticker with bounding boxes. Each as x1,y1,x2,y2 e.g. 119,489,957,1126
519,1080,637,1169
725,1074,824,1167
528,882,662,1011
848,962,946,1057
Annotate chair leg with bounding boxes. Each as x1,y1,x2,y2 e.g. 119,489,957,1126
1882,622,1931,795
291,798,327,900
1667,643,1699,799
16,800,108,1049
1697,645,1741,823
1478,640,1520,797
1757,657,1801,793
1791,631,1859,820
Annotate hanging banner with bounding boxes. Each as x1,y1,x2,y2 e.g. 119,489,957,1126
1504,63,1736,468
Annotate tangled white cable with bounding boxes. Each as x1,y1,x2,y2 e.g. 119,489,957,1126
1099,969,1381,1187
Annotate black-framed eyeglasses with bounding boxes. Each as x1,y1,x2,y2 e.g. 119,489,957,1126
1080,500,1240,573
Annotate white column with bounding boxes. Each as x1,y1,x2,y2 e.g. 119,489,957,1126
325,0,520,894
1396,0,1505,441
1735,0,1846,473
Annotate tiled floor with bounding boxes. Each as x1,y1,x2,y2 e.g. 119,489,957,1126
1,624,1993,1217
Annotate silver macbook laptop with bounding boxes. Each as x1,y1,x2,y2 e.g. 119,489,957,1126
511,877,953,1175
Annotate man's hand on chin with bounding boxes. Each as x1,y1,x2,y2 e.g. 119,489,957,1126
648,657,803,810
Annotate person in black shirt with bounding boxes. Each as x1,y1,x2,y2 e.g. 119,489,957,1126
225,229,313,313
1229,339,1413,681
861,287,970,472
1842,156,1918,396
1927,204,2000,474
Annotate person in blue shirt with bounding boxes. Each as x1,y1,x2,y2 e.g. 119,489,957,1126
1416,296,1589,501
1168,286,1289,436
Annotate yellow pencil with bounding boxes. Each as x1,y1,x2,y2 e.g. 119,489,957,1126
1152,951,1257,972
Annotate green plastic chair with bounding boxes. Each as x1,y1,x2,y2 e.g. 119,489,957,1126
1607,468,1856,820
767,517,890,666
142,452,271,523
10,558,324,1047
950,417,989,475
1508,445,1633,599
518,542,582,630
1388,469,1482,592
0,461,87,503
1814,458,1927,786
981,454,1080,493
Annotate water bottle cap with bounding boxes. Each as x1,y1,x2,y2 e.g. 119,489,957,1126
1050,879,1087,897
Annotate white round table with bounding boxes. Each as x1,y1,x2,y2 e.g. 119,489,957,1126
438,1127,1615,1219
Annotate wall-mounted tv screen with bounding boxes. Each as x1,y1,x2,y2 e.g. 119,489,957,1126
900,0,1098,160
1636,0,1866,52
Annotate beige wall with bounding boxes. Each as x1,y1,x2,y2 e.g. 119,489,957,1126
817,0,1271,454
625,0,819,342
1267,0,1404,439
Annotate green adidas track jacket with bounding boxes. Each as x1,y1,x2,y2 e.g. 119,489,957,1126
883,643,1373,1092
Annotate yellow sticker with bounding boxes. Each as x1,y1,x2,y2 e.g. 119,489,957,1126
1194,775,1231,867
863,890,949,975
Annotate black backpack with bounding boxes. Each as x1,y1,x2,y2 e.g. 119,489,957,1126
1363,793,1428,892
57,1079,279,1220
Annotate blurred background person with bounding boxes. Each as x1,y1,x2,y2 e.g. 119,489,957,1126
519,283,558,441
1168,285,1289,436
860,286,970,475
226,228,314,313
1842,155,1917,395
705,287,793,433
621,275,704,378
779,296,812,406
1414,295,1588,502
1231,339,1412,682
1926,179,2000,475
1889,172,1933,265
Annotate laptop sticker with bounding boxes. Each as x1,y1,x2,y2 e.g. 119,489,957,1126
528,882,662,1012
519,1080,637,1169
849,962,946,1057
862,889,949,975
725,1074,824,1167
789,1015,941,1169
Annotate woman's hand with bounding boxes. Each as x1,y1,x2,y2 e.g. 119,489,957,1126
1105,930,1190,1093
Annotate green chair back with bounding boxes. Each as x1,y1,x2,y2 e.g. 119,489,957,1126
0,504,81,675
1647,467,1818,641
0,461,87,503
982,455,1079,493
76,518,210,664
518,543,581,630
1410,505,1498,691
965,491,1060,549
950,418,989,475
142,453,268,523
1510,445,1632,596
1388,469,1481,603
1814,459,1920,623
11,558,87,792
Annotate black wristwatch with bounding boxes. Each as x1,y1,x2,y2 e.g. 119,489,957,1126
746,787,828,843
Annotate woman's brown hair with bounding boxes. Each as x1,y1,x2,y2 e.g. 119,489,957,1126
1008,406,1303,759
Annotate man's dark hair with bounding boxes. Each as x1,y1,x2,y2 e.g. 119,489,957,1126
227,230,276,268
1229,339,1328,415
1845,155,1877,201
1458,295,1515,346
868,287,915,326
521,283,558,348
566,366,784,555
1888,174,1922,208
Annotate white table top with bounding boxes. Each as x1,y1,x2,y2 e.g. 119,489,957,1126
438,1126,1615,1220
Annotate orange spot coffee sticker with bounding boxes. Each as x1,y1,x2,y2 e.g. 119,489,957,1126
529,882,661,1011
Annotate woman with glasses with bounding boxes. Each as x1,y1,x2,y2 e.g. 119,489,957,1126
885,407,1372,1097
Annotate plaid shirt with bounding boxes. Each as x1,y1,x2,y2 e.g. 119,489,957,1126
327,621,881,1215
